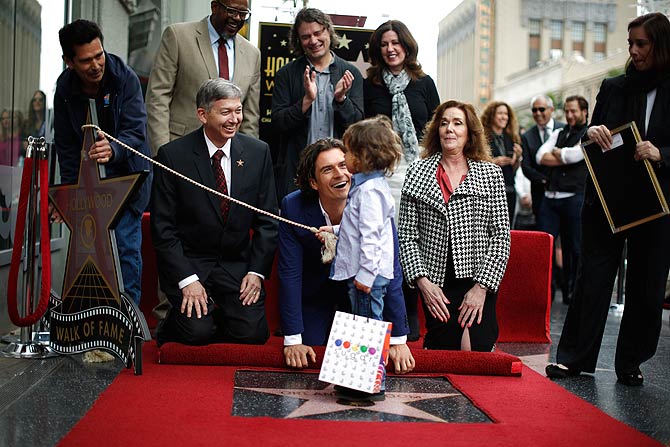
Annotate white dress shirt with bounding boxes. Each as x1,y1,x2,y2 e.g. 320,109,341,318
536,128,585,199
208,16,235,80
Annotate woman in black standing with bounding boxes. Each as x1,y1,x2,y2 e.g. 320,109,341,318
546,12,670,386
480,101,523,223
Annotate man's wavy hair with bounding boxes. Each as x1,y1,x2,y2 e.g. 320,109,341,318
295,138,346,198
421,100,492,162
288,8,339,56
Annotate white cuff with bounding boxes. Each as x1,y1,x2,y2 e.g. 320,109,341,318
284,334,303,346
178,274,199,290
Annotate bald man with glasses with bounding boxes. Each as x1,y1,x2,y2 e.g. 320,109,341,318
146,0,260,156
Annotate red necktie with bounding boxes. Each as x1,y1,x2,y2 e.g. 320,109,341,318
218,38,229,80
211,149,230,223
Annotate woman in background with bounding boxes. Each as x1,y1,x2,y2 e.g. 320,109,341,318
481,101,523,223
24,90,47,139
0,109,23,166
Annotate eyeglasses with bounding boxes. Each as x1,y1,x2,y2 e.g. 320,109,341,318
531,107,547,113
216,1,251,20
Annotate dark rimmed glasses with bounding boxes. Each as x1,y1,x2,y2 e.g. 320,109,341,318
215,0,251,21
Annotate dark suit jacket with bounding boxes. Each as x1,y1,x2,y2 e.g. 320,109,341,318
278,190,409,346
151,128,278,305
272,54,364,201
521,120,565,215
586,74,670,209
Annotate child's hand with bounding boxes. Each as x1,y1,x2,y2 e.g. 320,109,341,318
315,226,334,243
354,279,371,294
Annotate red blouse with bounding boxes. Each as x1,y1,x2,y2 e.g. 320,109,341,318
436,163,467,202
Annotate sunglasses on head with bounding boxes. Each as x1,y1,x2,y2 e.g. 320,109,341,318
531,107,546,113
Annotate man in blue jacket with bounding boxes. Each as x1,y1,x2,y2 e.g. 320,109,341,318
54,19,152,305
278,138,414,374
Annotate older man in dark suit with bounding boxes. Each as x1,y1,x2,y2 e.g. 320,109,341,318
521,95,565,218
152,78,278,345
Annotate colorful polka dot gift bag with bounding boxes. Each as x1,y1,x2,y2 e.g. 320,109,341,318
318,311,392,393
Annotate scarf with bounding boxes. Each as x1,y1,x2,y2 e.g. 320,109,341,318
382,69,419,163
623,65,668,137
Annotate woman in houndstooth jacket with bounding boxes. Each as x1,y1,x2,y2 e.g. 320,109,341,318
398,100,511,351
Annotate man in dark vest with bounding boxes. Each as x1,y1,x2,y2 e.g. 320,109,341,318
536,95,589,304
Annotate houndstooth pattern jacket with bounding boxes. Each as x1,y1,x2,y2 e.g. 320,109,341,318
398,153,511,292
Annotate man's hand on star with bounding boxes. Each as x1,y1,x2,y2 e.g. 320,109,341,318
89,130,114,164
389,344,415,374
284,344,317,368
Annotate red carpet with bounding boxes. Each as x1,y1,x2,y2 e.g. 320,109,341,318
158,336,522,376
59,342,661,447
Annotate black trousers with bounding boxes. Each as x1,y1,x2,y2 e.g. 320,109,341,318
556,198,670,374
157,262,269,346
422,258,498,352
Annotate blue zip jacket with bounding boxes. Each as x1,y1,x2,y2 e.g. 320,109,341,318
54,52,152,214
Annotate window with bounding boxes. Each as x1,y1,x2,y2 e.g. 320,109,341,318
594,22,607,59
1,0,66,258
551,20,563,49
594,23,607,43
528,19,541,68
529,19,541,36
572,21,585,54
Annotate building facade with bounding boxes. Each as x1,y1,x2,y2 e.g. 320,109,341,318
437,0,636,114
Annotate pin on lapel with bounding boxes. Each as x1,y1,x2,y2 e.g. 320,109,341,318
236,159,244,167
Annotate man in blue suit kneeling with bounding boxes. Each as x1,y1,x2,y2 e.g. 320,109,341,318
278,138,415,373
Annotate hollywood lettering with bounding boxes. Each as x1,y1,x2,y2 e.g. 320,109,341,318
67,193,114,211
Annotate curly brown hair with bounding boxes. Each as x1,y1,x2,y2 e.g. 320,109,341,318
421,100,492,162
342,115,402,176
295,138,346,198
480,101,521,145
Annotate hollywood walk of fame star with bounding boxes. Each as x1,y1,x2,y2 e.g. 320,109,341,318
351,50,371,82
338,33,352,50
49,113,144,311
236,383,461,422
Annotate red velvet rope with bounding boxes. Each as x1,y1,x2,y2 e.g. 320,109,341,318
7,157,52,327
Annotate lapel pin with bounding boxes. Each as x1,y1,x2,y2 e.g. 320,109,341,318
236,159,244,167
